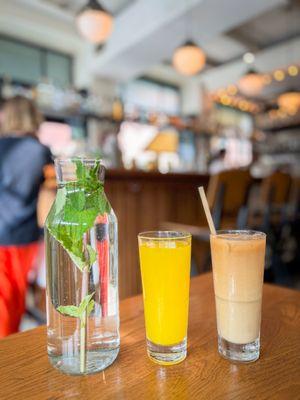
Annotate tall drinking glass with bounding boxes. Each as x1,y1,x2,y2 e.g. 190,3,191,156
210,230,266,362
138,231,191,365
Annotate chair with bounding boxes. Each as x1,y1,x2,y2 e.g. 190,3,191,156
288,176,300,221
161,169,253,272
249,171,292,230
248,171,293,285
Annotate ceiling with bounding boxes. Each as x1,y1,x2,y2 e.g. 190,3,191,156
160,0,300,110
1,0,299,106
227,0,300,50
39,0,300,71
8,0,299,78
166,0,300,68
208,2,300,105
42,0,135,15
149,1,299,112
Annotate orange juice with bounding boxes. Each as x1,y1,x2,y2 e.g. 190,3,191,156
139,237,191,346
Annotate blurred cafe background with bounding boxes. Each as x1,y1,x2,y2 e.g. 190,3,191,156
0,0,299,335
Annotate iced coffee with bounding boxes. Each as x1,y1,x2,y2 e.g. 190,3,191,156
210,230,266,362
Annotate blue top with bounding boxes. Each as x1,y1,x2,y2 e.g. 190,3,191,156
0,136,53,245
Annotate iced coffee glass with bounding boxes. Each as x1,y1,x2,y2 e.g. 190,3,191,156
210,230,266,362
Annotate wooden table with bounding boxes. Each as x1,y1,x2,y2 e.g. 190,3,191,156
1,273,300,400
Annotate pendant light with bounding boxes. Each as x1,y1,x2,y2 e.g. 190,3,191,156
238,68,264,97
172,1,205,76
173,40,206,76
76,0,113,44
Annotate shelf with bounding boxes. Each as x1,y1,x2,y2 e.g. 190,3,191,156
259,122,300,133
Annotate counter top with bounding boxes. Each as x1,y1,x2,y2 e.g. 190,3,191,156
106,169,209,183
1,273,300,400
45,168,209,188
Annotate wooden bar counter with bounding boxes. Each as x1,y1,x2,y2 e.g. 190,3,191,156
1,273,300,400
105,170,209,298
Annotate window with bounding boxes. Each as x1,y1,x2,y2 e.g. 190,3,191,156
0,36,72,86
121,78,180,115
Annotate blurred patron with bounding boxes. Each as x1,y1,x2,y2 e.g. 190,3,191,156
0,96,52,337
208,148,227,175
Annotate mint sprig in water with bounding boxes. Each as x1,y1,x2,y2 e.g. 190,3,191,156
46,158,110,373
47,159,110,271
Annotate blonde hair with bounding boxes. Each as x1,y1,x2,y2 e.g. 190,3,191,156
1,95,43,137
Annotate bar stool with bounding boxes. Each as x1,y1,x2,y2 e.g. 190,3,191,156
161,169,253,272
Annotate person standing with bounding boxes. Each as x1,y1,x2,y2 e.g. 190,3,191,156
209,148,227,175
0,95,52,337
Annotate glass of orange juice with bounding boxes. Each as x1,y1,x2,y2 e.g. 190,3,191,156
138,231,191,365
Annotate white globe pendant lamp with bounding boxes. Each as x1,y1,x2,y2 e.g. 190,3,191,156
238,68,264,97
77,0,113,44
173,40,206,76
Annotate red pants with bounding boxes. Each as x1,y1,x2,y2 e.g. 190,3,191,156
0,243,38,338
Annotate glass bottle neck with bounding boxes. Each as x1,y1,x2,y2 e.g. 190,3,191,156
55,158,105,185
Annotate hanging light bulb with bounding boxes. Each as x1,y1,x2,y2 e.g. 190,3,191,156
238,68,264,97
77,0,113,44
173,40,206,76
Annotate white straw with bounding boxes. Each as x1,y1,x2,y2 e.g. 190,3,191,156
198,186,216,235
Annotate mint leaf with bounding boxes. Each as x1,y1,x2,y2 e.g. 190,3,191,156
86,299,95,317
55,187,66,215
69,252,86,271
89,161,100,181
69,188,86,211
87,245,97,266
56,292,95,319
57,305,80,317
79,292,95,313
63,207,97,237
74,159,86,180
78,292,95,317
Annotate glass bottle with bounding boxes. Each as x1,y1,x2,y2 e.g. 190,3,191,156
45,158,119,375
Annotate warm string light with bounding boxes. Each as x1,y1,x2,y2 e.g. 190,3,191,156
267,106,298,121
212,63,299,115
213,90,260,114
227,84,238,95
236,64,300,98
273,70,285,81
288,65,299,76
256,64,299,87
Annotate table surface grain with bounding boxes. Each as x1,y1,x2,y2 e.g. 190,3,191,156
1,273,300,400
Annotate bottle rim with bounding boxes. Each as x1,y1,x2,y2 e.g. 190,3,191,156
55,158,105,184
55,157,103,166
